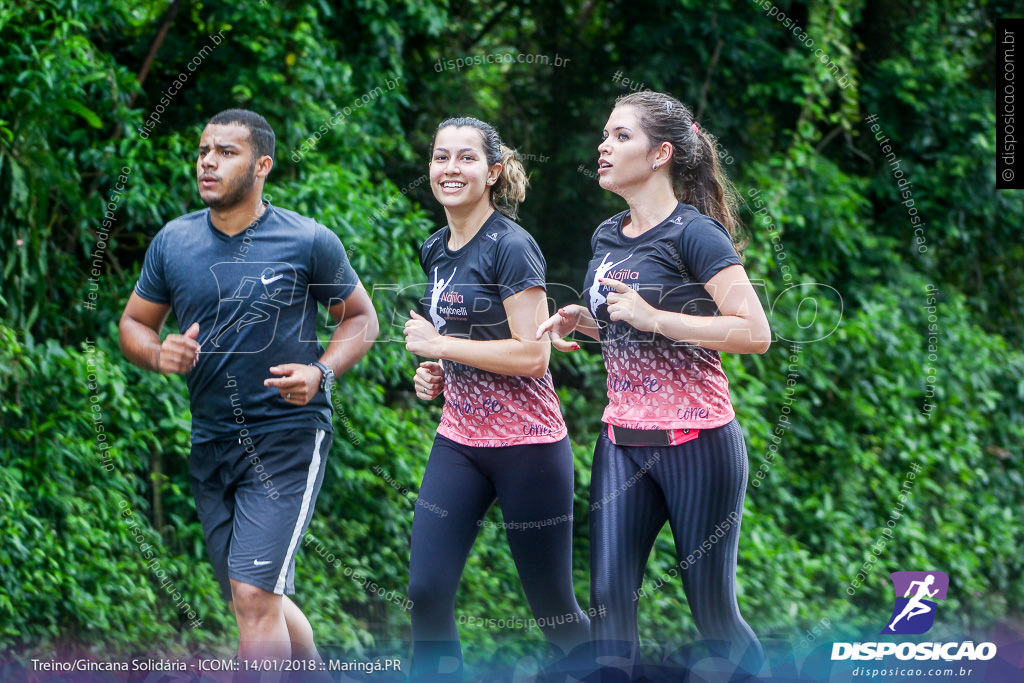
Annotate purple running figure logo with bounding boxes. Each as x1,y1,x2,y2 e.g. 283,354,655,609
882,571,948,635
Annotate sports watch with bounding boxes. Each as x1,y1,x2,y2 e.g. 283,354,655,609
310,361,335,394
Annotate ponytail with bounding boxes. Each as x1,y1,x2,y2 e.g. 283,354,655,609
493,144,528,219
679,127,745,251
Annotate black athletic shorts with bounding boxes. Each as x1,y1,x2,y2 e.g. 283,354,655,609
189,427,331,600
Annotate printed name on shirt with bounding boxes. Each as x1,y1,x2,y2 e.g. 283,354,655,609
607,268,640,280
523,423,555,437
610,375,662,396
448,395,504,417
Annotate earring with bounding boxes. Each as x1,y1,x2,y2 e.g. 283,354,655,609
652,163,660,171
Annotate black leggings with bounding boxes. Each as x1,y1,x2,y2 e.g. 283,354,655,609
589,419,763,677
408,434,590,679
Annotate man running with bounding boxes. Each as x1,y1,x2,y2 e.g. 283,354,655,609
119,109,378,677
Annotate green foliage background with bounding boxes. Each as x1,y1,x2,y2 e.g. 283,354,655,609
1,0,1022,672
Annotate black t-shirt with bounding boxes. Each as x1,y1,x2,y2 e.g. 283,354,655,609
583,202,742,430
135,202,358,443
418,210,566,447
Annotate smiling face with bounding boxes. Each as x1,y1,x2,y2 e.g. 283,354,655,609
429,125,501,214
196,122,263,210
596,105,660,197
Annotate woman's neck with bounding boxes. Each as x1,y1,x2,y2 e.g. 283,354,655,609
445,202,496,250
622,182,678,236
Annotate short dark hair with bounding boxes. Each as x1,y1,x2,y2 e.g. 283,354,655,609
207,109,275,160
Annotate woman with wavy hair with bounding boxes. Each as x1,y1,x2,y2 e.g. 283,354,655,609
539,92,769,679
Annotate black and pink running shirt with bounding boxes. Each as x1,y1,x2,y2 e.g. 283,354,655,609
583,202,743,431
418,210,566,447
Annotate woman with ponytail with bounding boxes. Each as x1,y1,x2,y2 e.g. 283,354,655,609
539,92,769,679
404,117,589,680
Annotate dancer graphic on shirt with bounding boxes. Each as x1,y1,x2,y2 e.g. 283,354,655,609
428,266,457,332
589,253,633,311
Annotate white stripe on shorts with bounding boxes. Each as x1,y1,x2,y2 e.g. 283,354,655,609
274,428,325,594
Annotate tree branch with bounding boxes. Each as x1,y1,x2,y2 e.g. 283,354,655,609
815,124,844,153
464,1,510,52
128,0,184,108
696,13,722,122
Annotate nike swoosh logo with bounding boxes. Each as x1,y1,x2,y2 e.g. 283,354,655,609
253,559,272,566
260,273,283,285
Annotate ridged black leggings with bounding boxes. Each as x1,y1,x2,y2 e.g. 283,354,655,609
408,434,590,680
589,419,764,678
